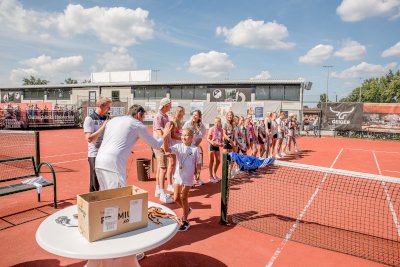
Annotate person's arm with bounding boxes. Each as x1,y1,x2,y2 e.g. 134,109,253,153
169,122,181,141
139,123,172,149
84,117,109,143
207,127,214,146
194,147,201,179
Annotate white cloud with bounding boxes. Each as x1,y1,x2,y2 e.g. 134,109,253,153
334,40,366,60
382,41,400,57
0,1,154,47
9,54,83,84
332,61,398,79
0,0,57,37
250,71,271,80
96,47,137,72
57,4,154,47
188,51,234,78
299,44,334,64
337,0,400,22
216,19,295,50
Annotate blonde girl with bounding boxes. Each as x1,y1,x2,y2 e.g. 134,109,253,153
207,117,224,183
166,106,185,192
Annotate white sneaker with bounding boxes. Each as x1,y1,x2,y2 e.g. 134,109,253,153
196,179,204,186
167,184,174,193
281,153,286,157
276,154,282,159
209,177,218,183
160,193,174,204
155,188,161,197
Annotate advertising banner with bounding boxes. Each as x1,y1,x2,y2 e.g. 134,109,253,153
1,91,22,103
247,102,264,120
144,102,157,122
210,88,251,102
362,103,400,133
323,103,363,131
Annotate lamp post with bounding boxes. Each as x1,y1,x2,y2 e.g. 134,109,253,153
323,65,333,103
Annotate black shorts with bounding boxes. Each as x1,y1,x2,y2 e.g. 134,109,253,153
273,134,278,139
208,144,220,152
258,136,264,144
223,139,233,149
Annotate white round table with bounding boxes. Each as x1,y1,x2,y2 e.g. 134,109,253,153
36,201,178,263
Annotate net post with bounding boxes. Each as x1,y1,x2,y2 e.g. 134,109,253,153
220,152,229,224
35,131,40,165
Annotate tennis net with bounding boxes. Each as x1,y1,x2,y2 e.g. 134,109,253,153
220,153,400,266
0,130,40,164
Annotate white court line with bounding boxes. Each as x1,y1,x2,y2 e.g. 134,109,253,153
266,148,344,267
345,148,400,154
373,152,400,237
42,152,86,158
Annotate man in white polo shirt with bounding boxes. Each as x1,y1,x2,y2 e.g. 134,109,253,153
95,104,172,190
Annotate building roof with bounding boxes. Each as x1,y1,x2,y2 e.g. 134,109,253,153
1,79,306,90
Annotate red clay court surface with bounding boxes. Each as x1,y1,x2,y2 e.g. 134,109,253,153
1,128,399,267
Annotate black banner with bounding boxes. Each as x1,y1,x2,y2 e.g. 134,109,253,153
210,88,251,102
322,103,363,131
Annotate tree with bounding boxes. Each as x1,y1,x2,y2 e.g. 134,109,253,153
22,75,49,85
317,93,328,108
81,79,91,84
63,78,78,84
341,70,400,103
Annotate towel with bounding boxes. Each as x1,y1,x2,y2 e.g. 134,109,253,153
21,176,47,194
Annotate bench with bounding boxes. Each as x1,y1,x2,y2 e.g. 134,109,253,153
0,156,57,208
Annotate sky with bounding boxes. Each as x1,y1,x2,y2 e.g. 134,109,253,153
0,0,399,103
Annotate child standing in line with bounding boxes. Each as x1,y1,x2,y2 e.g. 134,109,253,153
207,117,224,183
164,128,201,232
236,116,248,154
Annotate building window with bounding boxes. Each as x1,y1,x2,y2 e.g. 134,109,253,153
270,85,284,100
24,90,45,100
194,86,207,100
155,87,168,99
182,86,194,100
255,86,270,100
111,90,120,102
89,91,97,103
170,86,182,99
284,85,300,101
144,87,156,99
133,87,145,99
46,89,70,100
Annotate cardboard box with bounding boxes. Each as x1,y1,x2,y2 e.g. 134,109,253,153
77,186,148,242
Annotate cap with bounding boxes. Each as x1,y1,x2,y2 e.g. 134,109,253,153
159,98,171,110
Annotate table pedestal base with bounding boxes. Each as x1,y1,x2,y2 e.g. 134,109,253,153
84,255,139,267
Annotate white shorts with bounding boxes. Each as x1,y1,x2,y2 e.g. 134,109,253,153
95,168,126,190
173,175,194,187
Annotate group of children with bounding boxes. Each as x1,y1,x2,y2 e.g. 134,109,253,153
159,106,302,232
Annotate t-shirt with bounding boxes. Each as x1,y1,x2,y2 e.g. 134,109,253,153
223,122,234,141
153,111,169,138
183,121,206,145
208,126,223,145
83,112,108,157
95,116,163,178
170,143,200,182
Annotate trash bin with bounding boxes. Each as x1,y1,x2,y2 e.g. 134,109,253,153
136,158,151,181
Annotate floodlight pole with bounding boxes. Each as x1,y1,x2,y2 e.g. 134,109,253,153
323,65,333,103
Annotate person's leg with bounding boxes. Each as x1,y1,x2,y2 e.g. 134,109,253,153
180,185,191,221
95,169,120,190
214,151,221,179
88,157,99,192
208,150,215,179
173,184,183,208
166,155,175,192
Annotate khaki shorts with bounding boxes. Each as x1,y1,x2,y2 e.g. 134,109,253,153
153,148,168,168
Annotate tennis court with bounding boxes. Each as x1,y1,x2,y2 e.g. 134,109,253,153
1,128,399,266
